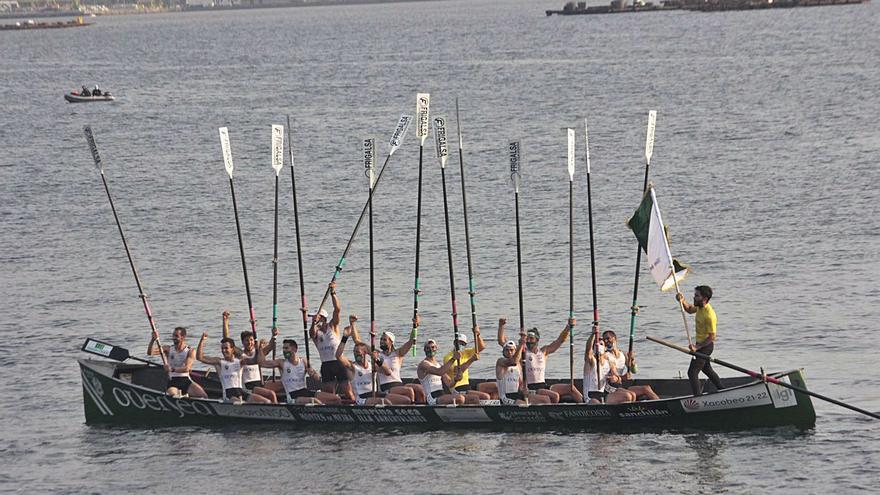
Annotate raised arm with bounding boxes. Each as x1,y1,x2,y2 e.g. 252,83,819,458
335,325,352,367
397,315,419,357
146,329,168,357
222,311,231,339
456,353,479,373
676,292,697,314
497,317,508,347
347,315,362,345
543,318,573,355
474,324,486,353
196,332,220,366
584,331,596,367
329,281,341,328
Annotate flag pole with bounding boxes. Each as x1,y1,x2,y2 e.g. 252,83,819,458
626,111,657,374
270,125,284,379
410,93,430,356
455,99,480,357
285,116,311,365
509,141,528,405
363,138,378,396
434,117,462,371
566,127,576,387
584,119,601,394
83,126,169,369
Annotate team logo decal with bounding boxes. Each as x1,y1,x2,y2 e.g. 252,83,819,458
683,398,700,410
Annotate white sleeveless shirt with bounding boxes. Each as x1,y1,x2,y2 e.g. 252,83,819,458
524,349,546,384
352,361,373,398
315,329,341,362
607,349,628,377
583,358,611,393
240,349,261,384
497,364,521,398
218,359,243,393
282,359,307,396
419,360,444,404
167,345,191,378
377,351,402,385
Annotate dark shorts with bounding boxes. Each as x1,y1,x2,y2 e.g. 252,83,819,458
244,380,262,391
588,390,608,401
430,390,445,399
505,392,524,401
320,360,349,383
454,384,470,393
380,381,403,392
287,388,316,399
225,387,248,400
168,376,192,393
527,382,548,391
359,391,385,399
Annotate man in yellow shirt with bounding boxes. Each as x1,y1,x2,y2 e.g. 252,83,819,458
443,327,490,404
677,285,725,396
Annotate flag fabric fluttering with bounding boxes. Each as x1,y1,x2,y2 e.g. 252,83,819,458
627,184,689,292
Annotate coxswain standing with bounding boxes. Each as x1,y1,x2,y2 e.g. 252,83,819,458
196,332,270,404
677,285,725,396
309,281,354,401
147,327,208,399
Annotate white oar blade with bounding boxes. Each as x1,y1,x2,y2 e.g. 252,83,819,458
509,141,522,193
271,125,284,175
645,110,657,165
584,117,591,174
416,93,430,144
363,138,376,189
389,114,413,155
83,125,103,171
219,127,234,178
433,116,449,169
566,128,575,180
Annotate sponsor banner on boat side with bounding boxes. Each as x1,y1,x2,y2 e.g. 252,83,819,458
497,409,548,423
214,403,294,420
546,407,614,421
434,407,492,423
617,404,673,420
296,406,429,424
109,383,215,418
767,376,797,409
681,383,777,413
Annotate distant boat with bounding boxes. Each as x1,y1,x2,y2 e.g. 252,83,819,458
65,91,114,103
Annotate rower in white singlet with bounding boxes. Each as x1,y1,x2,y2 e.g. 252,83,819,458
583,332,633,405
219,311,277,403
417,340,470,406
602,330,659,401
335,324,412,406
376,321,421,402
495,338,528,405
498,319,573,404
256,331,341,405
147,326,208,399
308,282,354,401
195,333,270,404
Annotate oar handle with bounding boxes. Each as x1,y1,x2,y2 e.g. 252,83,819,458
646,335,880,420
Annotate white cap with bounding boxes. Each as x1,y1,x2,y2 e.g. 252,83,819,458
382,331,395,344
503,340,516,350
456,333,468,345
310,308,329,319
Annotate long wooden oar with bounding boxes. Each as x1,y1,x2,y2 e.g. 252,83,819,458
647,335,880,420
583,119,601,394
566,127,576,387
285,116,310,364
454,98,479,356
626,111,657,374
434,116,461,370
309,115,413,327
270,125,284,379
218,128,259,342
81,338,161,367
410,93,430,356
363,138,378,396
83,126,168,369
509,140,528,404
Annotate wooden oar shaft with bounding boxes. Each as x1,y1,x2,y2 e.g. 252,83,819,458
228,177,258,339
455,99,479,356
646,335,880,420
285,116,310,364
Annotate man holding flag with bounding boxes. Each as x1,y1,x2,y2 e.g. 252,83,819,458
677,286,725,396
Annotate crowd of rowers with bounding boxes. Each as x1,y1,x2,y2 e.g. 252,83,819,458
147,282,660,406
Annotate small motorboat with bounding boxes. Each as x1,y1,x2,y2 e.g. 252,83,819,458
65,91,115,103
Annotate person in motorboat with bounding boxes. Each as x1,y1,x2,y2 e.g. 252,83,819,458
375,315,422,403
584,332,635,404
257,328,340,405
602,330,659,401
80,85,91,96
442,330,491,404
335,323,412,405
498,317,573,404
221,311,277,403
196,333,271,404
146,326,208,399
418,339,470,405
310,281,354,400
92,85,102,96
496,332,552,405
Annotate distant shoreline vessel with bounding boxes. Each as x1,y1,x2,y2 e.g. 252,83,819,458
0,15,89,29
546,0,868,15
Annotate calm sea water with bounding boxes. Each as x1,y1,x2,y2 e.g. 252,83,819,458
1,0,878,492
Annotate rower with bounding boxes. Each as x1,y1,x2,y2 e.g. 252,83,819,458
221,311,277,403
309,281,354,400
496,332,551,405
335,323,411,405
147,326,208,399
196,333,270,404
257,328,340,405
375,315,422,403
498,317,572,403
603,330,659,401
418,340,469,405
442,326,491,404
584,332,634,404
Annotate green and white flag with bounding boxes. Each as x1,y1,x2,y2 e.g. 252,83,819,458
627,184,689,292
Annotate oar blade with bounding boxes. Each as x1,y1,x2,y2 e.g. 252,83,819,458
363,138,376,189
508,140,522,192
389,114,413,155
219,127,234,178
645,110,657,165
83,125,103,171
271,124,284,175
566,127,576,180
433,116,449,168
416,93,430,145
81,337,131,362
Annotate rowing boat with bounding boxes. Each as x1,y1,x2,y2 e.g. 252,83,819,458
79,354,816,431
